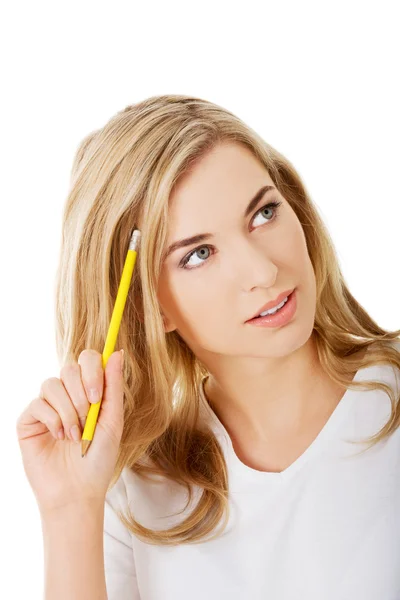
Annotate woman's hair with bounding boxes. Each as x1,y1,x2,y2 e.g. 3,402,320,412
54,94,400,546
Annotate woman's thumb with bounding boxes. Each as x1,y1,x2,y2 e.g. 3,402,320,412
100,350,125,426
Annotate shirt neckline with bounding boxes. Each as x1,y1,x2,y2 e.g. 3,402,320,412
198,363,369,485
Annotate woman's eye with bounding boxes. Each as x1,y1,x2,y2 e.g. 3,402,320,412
179,200,283,270
182,246,212,269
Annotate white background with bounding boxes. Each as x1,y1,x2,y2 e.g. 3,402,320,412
1,1,399,597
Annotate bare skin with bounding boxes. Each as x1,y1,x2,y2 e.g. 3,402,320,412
150,141,363,473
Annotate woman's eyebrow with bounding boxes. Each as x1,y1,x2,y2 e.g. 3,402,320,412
163,185,276,260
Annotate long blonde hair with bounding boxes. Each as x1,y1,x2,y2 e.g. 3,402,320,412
54,94,400,546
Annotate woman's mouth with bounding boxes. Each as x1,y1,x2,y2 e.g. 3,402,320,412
245,289,297,328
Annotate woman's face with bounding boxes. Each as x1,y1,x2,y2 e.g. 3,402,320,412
157,142,317,361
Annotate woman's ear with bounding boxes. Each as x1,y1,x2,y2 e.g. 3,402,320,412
161,311,176,333
137,303,175,333
161,311,172,333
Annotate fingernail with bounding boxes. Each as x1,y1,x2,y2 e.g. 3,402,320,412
120,349,125,372
79,416,87,429
70,424,81,443
88,388,99,403
57,428,65,441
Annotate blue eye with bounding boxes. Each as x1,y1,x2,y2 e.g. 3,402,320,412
179,200,283,270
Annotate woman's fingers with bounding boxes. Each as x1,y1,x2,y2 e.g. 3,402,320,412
59,361,90,430
39,377,82,442
25,350,112,445
77,349,104,405
17,396,64,442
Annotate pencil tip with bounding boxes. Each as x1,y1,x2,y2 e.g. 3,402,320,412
81,439,92,457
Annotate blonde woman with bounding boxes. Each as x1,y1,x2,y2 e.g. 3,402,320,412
17,95,400,600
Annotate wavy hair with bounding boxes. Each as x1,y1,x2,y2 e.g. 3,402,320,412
54,94,400,546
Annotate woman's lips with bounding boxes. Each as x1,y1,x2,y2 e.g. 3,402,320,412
245,289,297,328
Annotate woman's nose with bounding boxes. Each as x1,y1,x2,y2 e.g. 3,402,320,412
234,242,278,290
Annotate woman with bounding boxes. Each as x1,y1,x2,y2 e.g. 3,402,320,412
17,95,400,599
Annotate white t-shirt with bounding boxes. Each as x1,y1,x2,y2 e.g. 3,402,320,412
104,350,400,600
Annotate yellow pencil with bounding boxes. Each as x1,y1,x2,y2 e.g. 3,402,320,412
81,229,141,457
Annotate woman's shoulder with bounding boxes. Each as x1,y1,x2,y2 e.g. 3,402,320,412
105,460,204,532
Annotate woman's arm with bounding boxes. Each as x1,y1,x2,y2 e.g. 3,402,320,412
41,501,107,600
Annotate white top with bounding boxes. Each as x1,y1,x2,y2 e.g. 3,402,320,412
104,348,400,599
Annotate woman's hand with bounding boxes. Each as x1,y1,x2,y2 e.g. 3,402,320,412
16,349,125,515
